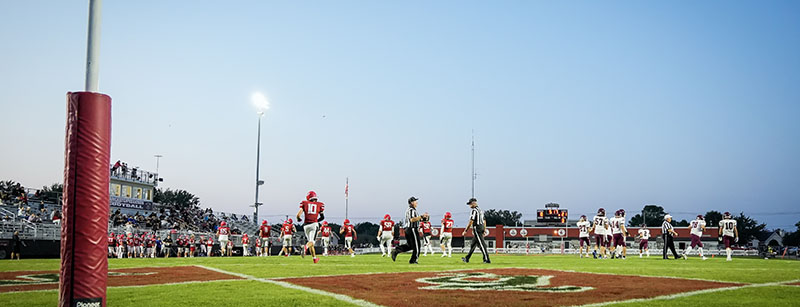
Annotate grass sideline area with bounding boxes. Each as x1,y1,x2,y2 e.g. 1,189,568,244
1,254,799,306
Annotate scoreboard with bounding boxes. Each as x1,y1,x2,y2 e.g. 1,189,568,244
537,209,568,224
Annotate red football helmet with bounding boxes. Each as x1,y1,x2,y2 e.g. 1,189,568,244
384,214,391,220
618,209,625,217
322,221,328,226
220,221,227,227
697,215,704,220
243,233,248,237
306,190,318,201
262,220,268,225
287,218,293,224
444,212,452,219
598,208,605,216
344,219,350,225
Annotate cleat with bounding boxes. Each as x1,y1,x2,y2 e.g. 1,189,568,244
592,251,597,259
351,254,355,258
483,260,491,264
313,257,319,264
448,255,452,258
391,250,398,262
702,256,708,260
683,254,687,260
441,254,446,257
462,257,469,263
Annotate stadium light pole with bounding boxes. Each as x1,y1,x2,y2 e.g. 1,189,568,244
252,92,269,226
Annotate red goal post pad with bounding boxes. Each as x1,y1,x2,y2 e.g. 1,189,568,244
60,92,111,307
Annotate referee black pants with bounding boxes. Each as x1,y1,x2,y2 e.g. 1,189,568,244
663,234,679,259
395,227,420,263
466,225,490,263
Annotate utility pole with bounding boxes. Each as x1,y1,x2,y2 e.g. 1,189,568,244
471,130,476,198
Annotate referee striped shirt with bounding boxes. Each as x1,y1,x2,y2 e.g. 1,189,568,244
405,206,419,229
470,206,485,227
662,220,673,235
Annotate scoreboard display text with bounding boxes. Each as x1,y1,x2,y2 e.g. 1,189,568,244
537,209,568,223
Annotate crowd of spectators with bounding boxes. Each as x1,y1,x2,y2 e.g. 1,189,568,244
109,206,248,235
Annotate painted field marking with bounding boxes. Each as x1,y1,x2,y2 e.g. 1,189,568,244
195,265,382,307
570,278,800,307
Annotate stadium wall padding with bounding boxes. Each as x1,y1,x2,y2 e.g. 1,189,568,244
60,92,111,307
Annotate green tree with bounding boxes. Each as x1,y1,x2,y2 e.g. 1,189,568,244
354,222,379,245
628,205,667,227
154,188,200,210
704,211,723,228
734,212,767,244
782,221,800,246
484,209,522,226
674,219,690,227
39,183,63,203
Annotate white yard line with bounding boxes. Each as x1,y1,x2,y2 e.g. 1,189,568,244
569,279,800,307
0,279,236,295
195,265,382,307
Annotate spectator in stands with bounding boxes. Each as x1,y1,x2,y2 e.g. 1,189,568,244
52,210,62,226
17,205,24,220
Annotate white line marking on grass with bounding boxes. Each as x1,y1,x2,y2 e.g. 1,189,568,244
195,265,382,307
568,279,800,307
501,266,746,285
0,279,238,295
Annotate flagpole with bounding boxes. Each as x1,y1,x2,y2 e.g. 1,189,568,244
345,177,349,220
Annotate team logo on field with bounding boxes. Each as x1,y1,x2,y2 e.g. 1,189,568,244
416,272,593,292
0,272,155,286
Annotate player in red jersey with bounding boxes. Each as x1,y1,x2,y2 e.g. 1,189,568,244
340,219,357,257
108,232,115,258
139,234,146,258
297,191,324,263
440,212,454,257
242,234,251,256
206,236,213,257
377,214,395,257
279,219,296,257
317,221,332,256
146,234,154,258
217,221,231,257
189,234,197,257
258,220,272,257
420,214,435,256
176,235,184,258
255,234,262,256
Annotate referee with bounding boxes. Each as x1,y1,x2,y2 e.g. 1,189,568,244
662,214,680,259
392,197,428,264
462,198,491,264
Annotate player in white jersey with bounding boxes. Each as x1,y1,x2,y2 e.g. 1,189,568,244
590,208,608,259
610,209,628,259
637,225,650,257
683,215,707,260
719,212,738,261
576,215,591,258
440,212,454,257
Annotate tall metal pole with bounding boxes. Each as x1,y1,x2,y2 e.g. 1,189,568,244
253,113,263,226
154,155,162,174
85,0,102,92
345,177,349,220
471,130,475,198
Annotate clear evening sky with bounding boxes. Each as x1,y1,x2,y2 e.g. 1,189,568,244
1,1,798,229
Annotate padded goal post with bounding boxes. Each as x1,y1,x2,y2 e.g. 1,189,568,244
60,91,111,307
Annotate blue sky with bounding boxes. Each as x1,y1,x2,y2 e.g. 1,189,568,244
1,1,798,229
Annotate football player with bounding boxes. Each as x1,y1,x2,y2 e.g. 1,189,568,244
440,212,454,257
611,209,628,259
258,220,271,257
420,214,435,256
297,191,324,263
340,219,357,257
577,215,591,258
637,224,650,258
255,235,262,256
206,236,213,257
242,234,251,257
378,214,395,257
280,219,296,257
108,232,115,258
590,208,608,259
318,221,332,256
683,214,707,260
719,212,738,261
217,221,231,257
189,234,197,257
227,240,233,257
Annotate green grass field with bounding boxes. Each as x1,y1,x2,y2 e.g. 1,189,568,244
2,254,799,306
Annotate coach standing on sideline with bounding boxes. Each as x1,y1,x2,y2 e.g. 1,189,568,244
462,198,491,264
392,197,427,264
662,214,680,259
